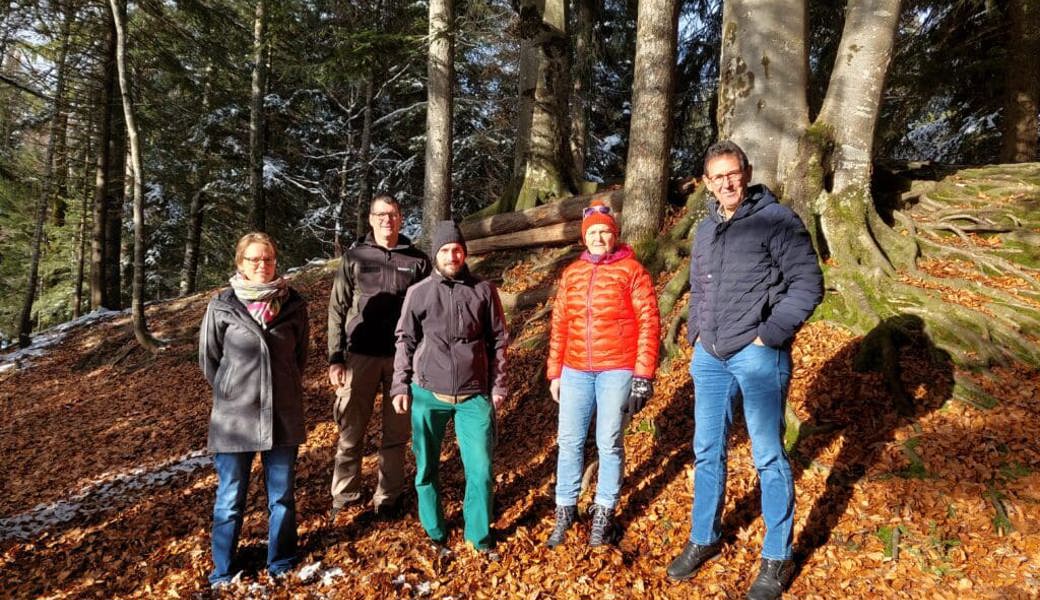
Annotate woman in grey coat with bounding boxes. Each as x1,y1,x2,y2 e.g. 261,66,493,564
199,232,309,587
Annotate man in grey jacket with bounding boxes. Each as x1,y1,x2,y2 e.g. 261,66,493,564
391,220,509,553
327,193,431,519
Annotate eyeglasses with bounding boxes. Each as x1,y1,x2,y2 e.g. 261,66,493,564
582,204,612,218
370,212,399,221
242,256,276,266
706,171,745,186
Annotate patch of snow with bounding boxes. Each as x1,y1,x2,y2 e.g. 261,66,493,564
0,449,211,541
0,308,124,370
298,562,344,586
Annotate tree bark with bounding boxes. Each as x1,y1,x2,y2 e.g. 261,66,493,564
91,10,127,312
179,62,213,296
499,0,573,212
423,0,453,249
817,0,902,195
461,189,623,240
355,75,375,241
1000,0,1040,162
569,0,594,181
248,0,269,232
717,0,809,190
110,0,160,350
73,114,94,319
621,0,679,250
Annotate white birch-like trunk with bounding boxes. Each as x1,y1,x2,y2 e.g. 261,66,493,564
817,0,902,194
109,0,159,350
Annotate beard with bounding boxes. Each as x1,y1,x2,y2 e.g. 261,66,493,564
436,261,463,278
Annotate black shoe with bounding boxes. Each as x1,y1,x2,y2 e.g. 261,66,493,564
588,504,615,547
666,541,721,581
373,496,407,520
546,505,578,548
745,558,794,600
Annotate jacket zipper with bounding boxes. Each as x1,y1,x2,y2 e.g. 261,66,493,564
586,263,599,370
449,285,457,395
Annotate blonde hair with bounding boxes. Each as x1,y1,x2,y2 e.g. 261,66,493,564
234,232,277,267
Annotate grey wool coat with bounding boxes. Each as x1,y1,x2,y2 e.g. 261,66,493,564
199,287,309,453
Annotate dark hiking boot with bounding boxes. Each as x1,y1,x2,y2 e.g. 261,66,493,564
745,558,794,600
588,504,615,547
666,541,722,581
546,505,579,548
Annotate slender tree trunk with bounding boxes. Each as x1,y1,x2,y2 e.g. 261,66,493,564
569,0,593,183
1000,0,1040,162
356,75,375,241
422,0,453,247
179,62,213,296
74,116,93,318
109,0,160,350
249,0,269,232
717,0,808,190
622,0,679,250
15,0,75,346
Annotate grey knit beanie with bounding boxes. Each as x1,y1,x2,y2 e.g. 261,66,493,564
431,220,467,254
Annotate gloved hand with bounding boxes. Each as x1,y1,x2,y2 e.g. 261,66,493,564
623,377,653,415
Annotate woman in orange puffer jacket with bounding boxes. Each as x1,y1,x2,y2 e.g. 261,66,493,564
545,200,660,548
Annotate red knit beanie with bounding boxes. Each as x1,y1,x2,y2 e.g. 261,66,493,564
581,199,618,239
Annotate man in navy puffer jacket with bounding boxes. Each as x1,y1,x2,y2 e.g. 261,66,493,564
667,141,823,600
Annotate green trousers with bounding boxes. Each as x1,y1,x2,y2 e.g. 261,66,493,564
410,384,495,549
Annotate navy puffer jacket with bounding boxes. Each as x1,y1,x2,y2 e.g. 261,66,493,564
687,185,823,360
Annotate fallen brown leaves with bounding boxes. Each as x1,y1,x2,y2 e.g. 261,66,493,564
1,261,1038,599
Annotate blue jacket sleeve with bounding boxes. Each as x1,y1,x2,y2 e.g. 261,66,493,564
757,211,824,347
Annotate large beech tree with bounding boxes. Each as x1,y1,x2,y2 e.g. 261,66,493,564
718,0,1040,405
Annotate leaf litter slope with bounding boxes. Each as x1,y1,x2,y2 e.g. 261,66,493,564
0,252,1037,599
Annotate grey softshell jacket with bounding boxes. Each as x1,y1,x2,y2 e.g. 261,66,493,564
391,267,509,399
199,287,309,453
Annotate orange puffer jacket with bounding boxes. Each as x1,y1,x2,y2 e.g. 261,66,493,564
547,244,660,380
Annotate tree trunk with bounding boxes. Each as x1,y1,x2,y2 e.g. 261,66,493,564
999,0,1039,162
73,115,93,318
499,0,573,213
249,0,269,232
356,75,375,242
91,16,127,312
817,0,901,196
569,0,594,181
717,0,809,190
179,62,214,296
423,0,453,249
110,0,160,351
621,0,679,252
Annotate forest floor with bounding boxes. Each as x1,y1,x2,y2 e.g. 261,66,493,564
1,242,1039,600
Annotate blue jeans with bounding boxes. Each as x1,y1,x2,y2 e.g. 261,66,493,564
690,341,794,560
555,367,632,510
210,446,298,584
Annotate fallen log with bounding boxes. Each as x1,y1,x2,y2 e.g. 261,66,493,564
461,189,624,240
467,220,589,255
